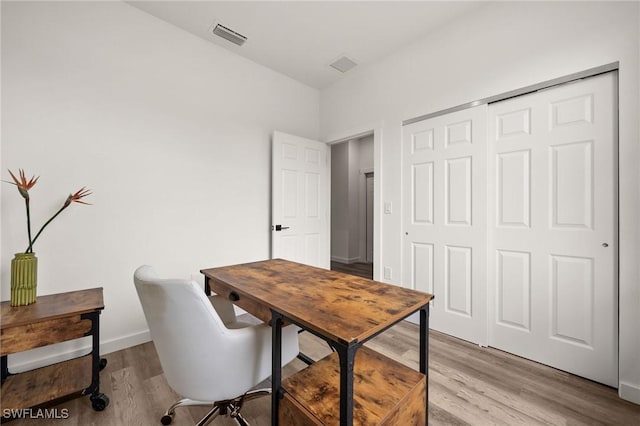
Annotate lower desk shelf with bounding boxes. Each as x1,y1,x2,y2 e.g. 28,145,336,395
280,346,426,426
1,355,92,410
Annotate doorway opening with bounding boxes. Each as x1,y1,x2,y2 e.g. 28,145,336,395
330,134,374,279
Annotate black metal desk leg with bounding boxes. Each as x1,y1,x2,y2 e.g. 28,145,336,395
336,344,357,426
420,305,430,424
271,311,284,426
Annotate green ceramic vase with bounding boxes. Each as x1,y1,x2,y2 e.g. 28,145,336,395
10,252,38,306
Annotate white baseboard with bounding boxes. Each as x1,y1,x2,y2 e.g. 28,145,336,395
620,381,640,405
101,329,151,355
330,256,362,264
7,330,151,373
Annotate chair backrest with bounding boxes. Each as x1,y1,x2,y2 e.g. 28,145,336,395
134,265,251,401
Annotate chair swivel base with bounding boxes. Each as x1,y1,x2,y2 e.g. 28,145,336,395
160,389,271,426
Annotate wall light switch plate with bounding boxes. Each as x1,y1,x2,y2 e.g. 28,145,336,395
384,201,392,214
383,266,392,280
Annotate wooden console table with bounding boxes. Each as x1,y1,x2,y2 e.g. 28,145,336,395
202,259,434,426
1,288,109,421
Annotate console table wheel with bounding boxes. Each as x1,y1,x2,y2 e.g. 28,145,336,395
99,358,108,371
91,393,110,411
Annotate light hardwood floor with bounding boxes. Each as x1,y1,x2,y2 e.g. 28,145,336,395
5,321,639,426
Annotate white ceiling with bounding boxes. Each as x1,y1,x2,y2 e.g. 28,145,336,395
126,1,488,89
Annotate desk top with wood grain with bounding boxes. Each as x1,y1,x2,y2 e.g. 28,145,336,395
201,259,433,346
1,288,104,329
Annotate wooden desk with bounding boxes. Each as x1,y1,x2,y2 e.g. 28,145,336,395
1,288,109,420
201,259,434,426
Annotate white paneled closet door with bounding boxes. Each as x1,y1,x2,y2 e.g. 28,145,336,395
487,72,618,386
402,105,488,345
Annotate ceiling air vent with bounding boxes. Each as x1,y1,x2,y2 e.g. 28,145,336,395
211,23,247,46
330,56,358,73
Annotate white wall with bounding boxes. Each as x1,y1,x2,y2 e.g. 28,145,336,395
1,1,319,367
320,1,640,403
357,135,373,262
330,142,350,262
347,140,360,259
358,135,374,172
330,136,373,263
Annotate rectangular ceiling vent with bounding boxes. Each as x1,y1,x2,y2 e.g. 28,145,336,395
212,23,247,46
330,56,358,73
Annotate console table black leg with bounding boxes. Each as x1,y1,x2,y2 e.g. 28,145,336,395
1,355,8,384
82,311,110,411
204,276,212,296
271,311,284,426
336,343,357,426
420,304,430,425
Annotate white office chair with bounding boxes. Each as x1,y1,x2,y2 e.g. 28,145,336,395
134,265,300,426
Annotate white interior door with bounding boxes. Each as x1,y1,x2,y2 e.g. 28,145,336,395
487,72,618,386
402,105,488,345
272,131,330,269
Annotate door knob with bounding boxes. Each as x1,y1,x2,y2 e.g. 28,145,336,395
274,225,290,231
602,243,609,247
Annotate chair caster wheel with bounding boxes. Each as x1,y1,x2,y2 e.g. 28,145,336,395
90,393,110,411
161,414,174,425
99,358,108,370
